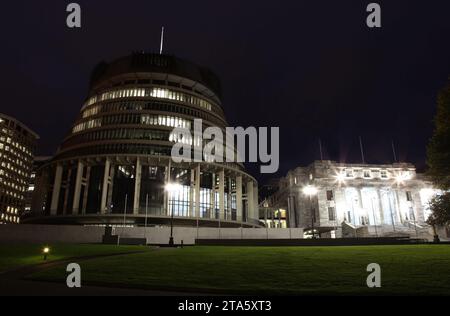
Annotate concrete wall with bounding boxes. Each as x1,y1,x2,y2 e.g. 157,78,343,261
0,225,304,245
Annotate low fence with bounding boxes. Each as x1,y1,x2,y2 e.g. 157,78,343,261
0,225,304,245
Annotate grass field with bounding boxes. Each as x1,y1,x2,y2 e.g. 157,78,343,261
25,244,450,295
0,244,147,273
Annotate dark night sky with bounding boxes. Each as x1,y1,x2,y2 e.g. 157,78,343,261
1,1,449,184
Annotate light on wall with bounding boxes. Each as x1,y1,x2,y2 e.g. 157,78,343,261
303,185,318,196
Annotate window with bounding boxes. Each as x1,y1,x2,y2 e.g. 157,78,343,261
380,170,388,179
328,207,336,221
406,191,413,202
363,170,371,178
326,190,334,201
345,169,354,178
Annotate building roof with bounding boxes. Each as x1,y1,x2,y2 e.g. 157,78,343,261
0,113,39,139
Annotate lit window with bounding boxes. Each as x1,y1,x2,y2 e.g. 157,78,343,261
345,169,354,178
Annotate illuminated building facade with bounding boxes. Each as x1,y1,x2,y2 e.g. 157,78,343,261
263,160,439,238
28,53,260,227
0,114,39,224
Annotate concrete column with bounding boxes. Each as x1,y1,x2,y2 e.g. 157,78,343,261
189,167,195,217
133,159,142,215
50,164,64,215
254,182,259,223
219,169,225,220
195,164,201,218
72,161,85,215
100,159,111,214
236,175,243,221
81,166,91,215
106,166,115,213
211,173,216,219
62,168,72,215
376,189,384,224
164,164,171,216
247,181,254,222
357,188,365,225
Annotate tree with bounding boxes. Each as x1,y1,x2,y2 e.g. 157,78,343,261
427,79,450,240
427,79,450,190
427,194,450,227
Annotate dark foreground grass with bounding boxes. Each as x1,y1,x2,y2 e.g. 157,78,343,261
29,245,450,295
0,244,147,273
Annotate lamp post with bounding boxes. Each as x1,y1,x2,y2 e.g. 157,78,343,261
43,247,50,260
166,183,182,247
303,185,318,239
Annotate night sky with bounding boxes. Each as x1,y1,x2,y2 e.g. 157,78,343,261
1,1,450,184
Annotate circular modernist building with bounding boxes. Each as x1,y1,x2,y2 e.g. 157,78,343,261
28,53,260,227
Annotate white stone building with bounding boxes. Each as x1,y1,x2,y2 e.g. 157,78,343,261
261,160,440,239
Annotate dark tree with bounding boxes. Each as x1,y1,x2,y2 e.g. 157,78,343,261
427,79,450,190
427,194,450,227
427,79,450,238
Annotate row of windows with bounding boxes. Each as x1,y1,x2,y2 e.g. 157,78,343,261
73,119,102,133
0,119,36,145
340,168,408,179
81,100,225,127
72,114,192,133
64,127,216,153
0,152,31,180
84,87,213,112
58,144,173,159
0,134,33,157
0,213,20,223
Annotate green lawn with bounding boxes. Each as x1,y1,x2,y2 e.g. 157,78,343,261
28,245,450,295
0,244,147,273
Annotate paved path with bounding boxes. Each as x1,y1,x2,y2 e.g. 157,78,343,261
0,251,210,296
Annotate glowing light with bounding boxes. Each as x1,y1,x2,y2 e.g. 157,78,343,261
303,185,318,196
165,183,183,194
335,172,346,183
395,171,411,184
43,247,50,254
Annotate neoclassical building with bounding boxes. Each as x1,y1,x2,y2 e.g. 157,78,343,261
27,53,260,227
261,160,438,238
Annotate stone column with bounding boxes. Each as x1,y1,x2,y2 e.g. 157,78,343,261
254,183,259,224
133,159,142,215
100,159,111,214
106,166,115,213
189,167,195,217
236,175,243,221
164,163,171,216
219,169,225,220
81,166,91,215
210,173,216,219
195,164,201,218
376,189,384,224
62,168,72,215
72,161,85,215
50,164,64,215
247,181,254,222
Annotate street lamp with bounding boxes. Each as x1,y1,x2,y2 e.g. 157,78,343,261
165,183,183,247
42,247,50,260
303,185,318,239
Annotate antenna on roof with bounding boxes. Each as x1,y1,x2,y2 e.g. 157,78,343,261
359,136,366,164
159,26,165,55
318,138,324,161
391,139,398,163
